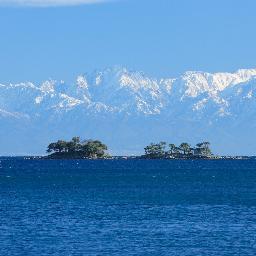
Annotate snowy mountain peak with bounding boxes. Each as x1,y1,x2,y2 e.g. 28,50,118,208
1,66,256,155
76,76,89,89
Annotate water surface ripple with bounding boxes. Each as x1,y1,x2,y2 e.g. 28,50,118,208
0,159,256,255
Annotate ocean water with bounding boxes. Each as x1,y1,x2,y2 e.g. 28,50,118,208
0,158,256,256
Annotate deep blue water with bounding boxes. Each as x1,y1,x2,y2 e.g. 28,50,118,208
0,158,256,255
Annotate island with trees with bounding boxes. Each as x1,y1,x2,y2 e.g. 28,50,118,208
142,141,213,159
46,137,216,160
46,137,110,159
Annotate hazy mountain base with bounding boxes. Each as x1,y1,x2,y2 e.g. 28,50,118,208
1,112,254,156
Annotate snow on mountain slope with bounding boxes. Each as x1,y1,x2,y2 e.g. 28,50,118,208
1,67,256,155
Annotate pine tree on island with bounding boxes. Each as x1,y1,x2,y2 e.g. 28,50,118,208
46,137,109,159
143,141,213,159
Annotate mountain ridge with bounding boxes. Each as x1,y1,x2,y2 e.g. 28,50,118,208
1,67,256,155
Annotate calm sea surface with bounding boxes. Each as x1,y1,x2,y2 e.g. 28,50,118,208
0,158,256,255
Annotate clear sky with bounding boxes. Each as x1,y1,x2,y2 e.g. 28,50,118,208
0,0,256,83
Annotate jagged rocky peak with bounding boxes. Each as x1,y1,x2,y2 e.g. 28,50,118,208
77,66,160,92
71,67,165,114
1,66,256,116
176,68,256,98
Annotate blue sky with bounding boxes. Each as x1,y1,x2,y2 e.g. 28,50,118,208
0,0,256,83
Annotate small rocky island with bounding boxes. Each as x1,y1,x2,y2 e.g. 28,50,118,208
46,137,215,160
142,141,213,159
46,137,110,159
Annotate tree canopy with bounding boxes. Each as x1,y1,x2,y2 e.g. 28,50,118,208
144,142,167,158
144,141,213,159
47,137,109,159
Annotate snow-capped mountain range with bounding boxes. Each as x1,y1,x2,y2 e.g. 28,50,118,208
1,66,256,155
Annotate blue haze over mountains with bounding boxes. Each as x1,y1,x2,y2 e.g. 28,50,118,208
1,66,256,156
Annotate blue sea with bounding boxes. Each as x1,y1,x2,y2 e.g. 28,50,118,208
0,158,256,256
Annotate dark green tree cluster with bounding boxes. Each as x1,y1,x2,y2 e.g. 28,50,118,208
144,141,212,159
195,142,212,156
47,137,109,159
144,142,167,158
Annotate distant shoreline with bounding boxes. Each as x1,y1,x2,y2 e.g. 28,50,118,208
1,155,256,160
